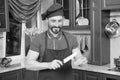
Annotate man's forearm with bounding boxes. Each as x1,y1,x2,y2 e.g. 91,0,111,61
25,60,50,71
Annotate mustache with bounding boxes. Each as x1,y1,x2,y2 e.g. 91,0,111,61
51,26,61,28
50,26,62,34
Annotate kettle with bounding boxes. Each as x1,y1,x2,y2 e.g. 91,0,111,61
114,56,120,71
105,19,120,38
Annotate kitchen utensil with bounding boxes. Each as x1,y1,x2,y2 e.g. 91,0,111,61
84,36,89,51
80,37,84,54
63,52,78,63
105,19,120,38
114,56,120,71
0,57,12,67
80,36,89,54
76,0,80,17
76,0,89,25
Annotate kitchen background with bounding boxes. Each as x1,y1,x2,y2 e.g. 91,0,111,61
0,0,120,69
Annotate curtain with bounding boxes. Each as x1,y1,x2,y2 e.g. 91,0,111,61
8,0,42,22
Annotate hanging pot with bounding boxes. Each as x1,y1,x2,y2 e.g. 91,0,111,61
105,19,120,38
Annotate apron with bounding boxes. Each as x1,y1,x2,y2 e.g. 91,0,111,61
39,32,73,80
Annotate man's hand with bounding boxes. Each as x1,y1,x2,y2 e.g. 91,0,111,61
73,56,88,66
48,59,63,70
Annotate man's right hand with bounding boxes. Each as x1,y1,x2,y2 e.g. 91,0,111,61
48,59,63,70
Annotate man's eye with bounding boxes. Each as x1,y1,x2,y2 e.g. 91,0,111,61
58,20,62,22
51,20,56,22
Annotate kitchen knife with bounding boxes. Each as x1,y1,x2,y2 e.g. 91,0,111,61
63,52,78,64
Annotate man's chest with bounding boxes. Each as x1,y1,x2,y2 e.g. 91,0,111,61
47,37,68,50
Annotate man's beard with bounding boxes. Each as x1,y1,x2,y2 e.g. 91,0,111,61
50,26,62,34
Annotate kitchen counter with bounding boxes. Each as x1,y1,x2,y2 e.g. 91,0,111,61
0,59,25,73
72,64,120,76
1,59,120,76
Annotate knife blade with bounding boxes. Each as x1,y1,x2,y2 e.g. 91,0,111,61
63,52,78,64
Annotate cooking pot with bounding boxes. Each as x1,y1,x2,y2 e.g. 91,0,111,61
105,19,120,38
114,56,120,71
0,57,12,67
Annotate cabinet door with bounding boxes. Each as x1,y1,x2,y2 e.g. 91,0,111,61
72,69,83,80
73,0,91,30
90,0,110,65
55,0,91,30
0,0,9,32
22,69,39,80
103,74,120,80
69,0,91,30
83,71,102,80
0,74,2,80
102,0,120,10
2,69,22,80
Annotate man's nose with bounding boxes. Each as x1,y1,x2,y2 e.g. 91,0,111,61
55,23,59,27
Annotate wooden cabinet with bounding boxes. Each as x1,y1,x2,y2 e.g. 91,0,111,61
22,69,39,80
69,0,91,30
55,0,111,66
72,69,83,80
83,71,102,80
0,0,9,32
72,69,103,80
90,0,110,65
2,69,120,80
0,69,23,80
103,74,120,80
72,69,120,80
102,0,120,10
0,75,2,80
91,0,120,66
55,0,91,30
55,0,120,66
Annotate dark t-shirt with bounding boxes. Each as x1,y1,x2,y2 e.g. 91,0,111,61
30,31,78,57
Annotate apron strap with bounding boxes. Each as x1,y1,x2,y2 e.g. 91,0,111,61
45,31,48,50
62,32,70,51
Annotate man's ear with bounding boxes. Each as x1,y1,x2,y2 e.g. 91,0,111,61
45,18,49,23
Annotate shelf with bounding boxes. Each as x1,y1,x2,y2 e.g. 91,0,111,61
68,31,91,35
110,15,120,17
77,8,90,10
63,25,90,30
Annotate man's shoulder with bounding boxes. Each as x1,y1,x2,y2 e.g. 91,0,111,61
33,31,46,40
63,31,77,43
63,31,78,50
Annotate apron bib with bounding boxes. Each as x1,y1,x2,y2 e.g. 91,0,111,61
39,32,73,80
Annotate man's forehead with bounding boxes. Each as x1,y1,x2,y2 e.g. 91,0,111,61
48,16,63,20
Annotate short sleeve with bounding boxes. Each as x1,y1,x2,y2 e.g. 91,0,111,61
30,35,40,53
64,32,79,50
